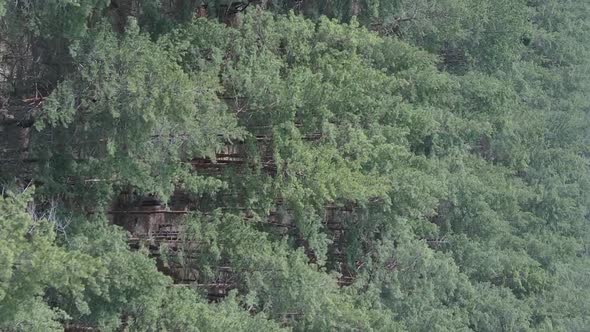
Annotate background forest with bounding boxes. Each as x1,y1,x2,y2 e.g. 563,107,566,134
0,0,589,331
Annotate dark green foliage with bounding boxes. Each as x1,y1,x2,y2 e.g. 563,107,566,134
34,19,242,207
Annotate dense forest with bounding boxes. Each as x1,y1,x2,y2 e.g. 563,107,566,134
0,0,589,331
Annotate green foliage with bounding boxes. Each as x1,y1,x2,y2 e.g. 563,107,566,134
153,288,287,332
35,20,242,206
177,212,402,331
0,193,296,331
162,13,449,259
1,0,589,330
0,190,98,331
2,0,110,39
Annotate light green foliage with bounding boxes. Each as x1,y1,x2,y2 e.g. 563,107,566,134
272,0,530,71
0,193,293,331
178,213,402,331
0,191,98,331
53,218,170,330
163,13,446,259
0,0,589,330
153,288,288,332
353,221,473,331
469,283,532,332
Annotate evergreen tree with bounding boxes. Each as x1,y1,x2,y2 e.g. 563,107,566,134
0,0,589,330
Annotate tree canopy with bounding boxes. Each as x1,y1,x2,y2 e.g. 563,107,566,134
0,0,589,330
